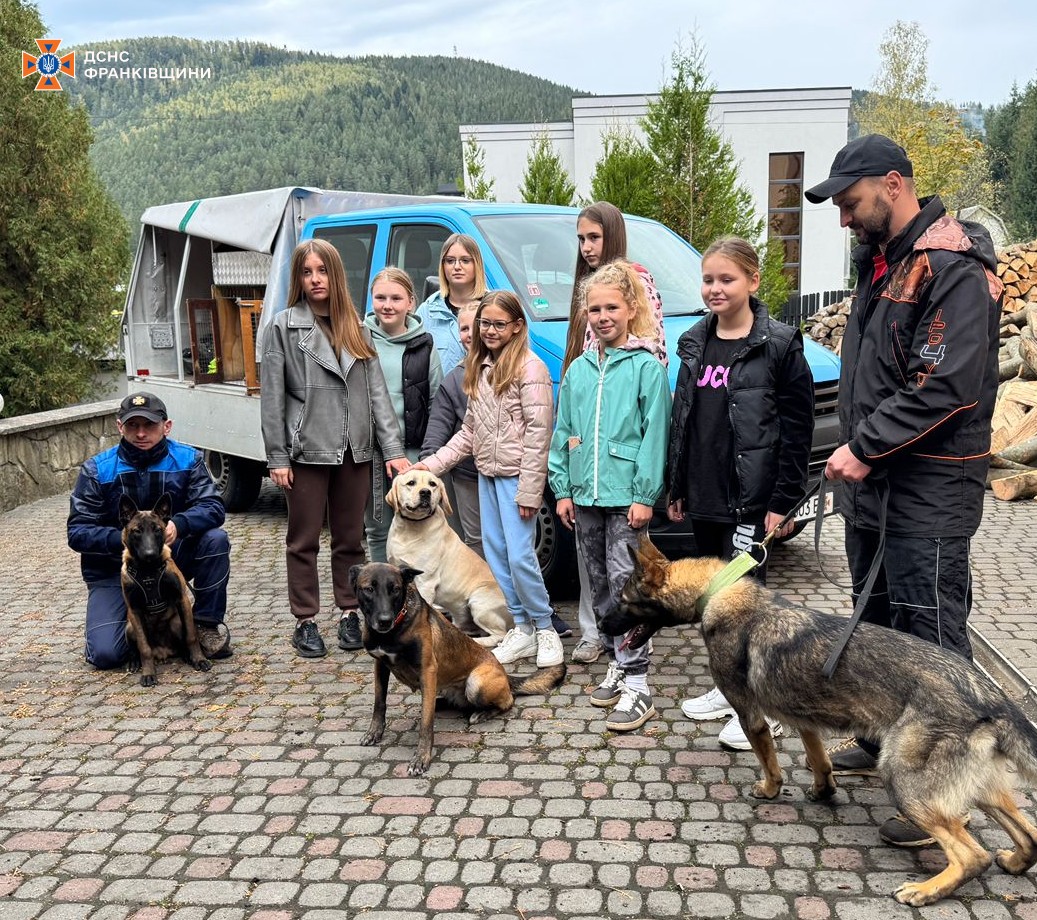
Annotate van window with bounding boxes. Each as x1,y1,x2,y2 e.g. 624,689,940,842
313,225,376,312
473,213,705,321
388,224,452,301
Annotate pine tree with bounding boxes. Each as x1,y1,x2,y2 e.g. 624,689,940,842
589,128,656,217
519,129,576,206
1007,87,1037,239
0,0,130,414
462,134,496,200
641,37,787,310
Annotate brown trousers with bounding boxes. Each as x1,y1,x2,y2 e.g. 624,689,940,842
286,457,372,619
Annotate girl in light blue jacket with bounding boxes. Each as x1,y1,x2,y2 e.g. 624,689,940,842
549,261,670,733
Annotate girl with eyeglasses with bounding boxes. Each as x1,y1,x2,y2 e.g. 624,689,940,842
417,291,563,670
415,233,488,373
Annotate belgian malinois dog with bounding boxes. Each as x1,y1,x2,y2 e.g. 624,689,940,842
119,493,210,687
600,536,1037,907
350,562,566,776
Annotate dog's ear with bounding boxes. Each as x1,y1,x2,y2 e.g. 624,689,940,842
434,475,453,517
385,477,400,511
152,492,173,522
118,494,139,527
349,564,363,591
634,534,668,592
400,566,423,585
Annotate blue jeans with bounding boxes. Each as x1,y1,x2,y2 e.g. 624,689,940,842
478,475,552,630
84,528,231,669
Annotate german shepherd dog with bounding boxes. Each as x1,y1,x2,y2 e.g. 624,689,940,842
350,562,566,776
119,493,211,687
600,536,1037,906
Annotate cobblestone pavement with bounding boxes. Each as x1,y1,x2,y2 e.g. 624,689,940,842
1,486,1036,919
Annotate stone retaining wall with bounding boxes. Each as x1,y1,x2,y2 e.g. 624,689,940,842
0,400,121,513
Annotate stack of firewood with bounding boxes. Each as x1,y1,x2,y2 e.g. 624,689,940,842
991,240,1037,500
806,297,852,354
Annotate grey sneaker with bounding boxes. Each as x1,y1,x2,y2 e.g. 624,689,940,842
590,660,625,708
605,686,656,732
571,639,605,664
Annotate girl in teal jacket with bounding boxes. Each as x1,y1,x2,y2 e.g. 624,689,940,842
548,261,670,733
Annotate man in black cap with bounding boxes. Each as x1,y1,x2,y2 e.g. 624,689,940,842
808,135,1002,845
68,391,232,667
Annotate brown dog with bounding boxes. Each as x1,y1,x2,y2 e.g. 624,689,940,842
119,493,210,686
350,562,565,776
601,536,1037,907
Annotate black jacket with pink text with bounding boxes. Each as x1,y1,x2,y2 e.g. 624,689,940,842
839,195,1002,536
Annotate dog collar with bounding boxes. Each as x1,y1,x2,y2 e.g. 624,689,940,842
696,549,760,614
125,560,168,615
392,605,408,630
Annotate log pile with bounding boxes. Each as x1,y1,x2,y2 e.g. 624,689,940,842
806,297,852,354
992,241,1037,500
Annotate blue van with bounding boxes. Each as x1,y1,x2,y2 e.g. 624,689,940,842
303,202,839,589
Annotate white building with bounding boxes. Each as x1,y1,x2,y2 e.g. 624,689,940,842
461,86,853,295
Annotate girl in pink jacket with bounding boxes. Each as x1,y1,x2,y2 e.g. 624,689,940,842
420,291,562,670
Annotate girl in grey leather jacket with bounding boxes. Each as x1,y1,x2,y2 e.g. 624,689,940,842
261,239,407,659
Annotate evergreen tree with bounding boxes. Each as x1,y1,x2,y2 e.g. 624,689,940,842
462,134,496,200
589,127,656,216
0,0,130,415
519,129,576,206
1007,87,1037,239
640,37,786,310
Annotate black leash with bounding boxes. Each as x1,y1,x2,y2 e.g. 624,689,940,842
814,474,890,678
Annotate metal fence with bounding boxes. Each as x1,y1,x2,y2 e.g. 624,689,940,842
781,289,854,328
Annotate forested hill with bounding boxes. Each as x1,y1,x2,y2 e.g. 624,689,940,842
66,38,580,232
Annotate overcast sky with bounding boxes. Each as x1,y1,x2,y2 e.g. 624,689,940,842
32,0,1036,108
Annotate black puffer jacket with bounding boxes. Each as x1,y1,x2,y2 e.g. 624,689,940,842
668,298,815,520
839,196,1002,536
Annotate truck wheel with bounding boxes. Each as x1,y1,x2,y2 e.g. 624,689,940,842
204,451,264,512
535,490,578,599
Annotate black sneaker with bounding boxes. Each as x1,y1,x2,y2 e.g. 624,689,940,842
879,812,969,848
337,611,363,651
197,623,232,659
551,612,573,638
826,737,879,776
292,619,327,658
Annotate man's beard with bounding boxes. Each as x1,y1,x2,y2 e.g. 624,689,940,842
853,195,894,247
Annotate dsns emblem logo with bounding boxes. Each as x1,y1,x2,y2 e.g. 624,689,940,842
22,39,76,92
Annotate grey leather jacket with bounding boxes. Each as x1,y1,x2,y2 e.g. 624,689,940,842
260,301,405,468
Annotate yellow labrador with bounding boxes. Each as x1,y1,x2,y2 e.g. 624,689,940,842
385,470,512,647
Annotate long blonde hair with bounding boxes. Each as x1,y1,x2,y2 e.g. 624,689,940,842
437,233,488,300
581,260,656,340
463,291,530,398
288,239,374,359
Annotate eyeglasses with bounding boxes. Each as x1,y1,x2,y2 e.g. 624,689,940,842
478,319,516,332
443,256,474,267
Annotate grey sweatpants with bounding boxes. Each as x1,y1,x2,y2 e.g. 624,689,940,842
574,505,650,676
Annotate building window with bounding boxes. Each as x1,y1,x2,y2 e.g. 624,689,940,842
768,152,803,292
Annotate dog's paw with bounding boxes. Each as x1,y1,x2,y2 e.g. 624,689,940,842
126,658,141,674
192,658,213,672
360,730,383,747
894,881,940,907
468,709,501,726
139,673,157,687
407,756,431,776
807,779,838,801
750,778,782,799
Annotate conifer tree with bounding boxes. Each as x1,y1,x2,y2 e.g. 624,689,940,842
519,129,576,206
0,0,130,414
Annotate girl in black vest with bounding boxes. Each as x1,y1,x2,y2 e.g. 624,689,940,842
362,268,442,566
667,236,814,751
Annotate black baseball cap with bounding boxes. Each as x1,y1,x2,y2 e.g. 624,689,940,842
805,134,913,204
118,392,168,423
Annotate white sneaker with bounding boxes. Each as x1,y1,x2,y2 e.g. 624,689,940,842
590,660,625,707
492,627,537,664
717,714,783,751
681,687,736,721
535,628,564,667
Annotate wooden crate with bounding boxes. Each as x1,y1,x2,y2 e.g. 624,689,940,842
238,299,263,393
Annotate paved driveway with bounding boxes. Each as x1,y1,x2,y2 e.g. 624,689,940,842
1,487,1035,918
